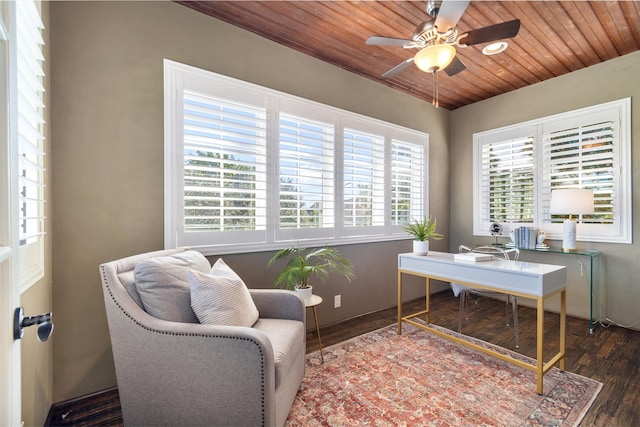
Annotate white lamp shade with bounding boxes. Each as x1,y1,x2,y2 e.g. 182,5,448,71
549,189,594,215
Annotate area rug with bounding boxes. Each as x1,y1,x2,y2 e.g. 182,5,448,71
286,321,601,426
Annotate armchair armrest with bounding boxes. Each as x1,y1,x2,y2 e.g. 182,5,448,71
106,298,279,426
250,289,305,322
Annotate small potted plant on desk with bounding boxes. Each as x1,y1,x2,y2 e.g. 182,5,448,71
403,215,444,256
267,245,355,304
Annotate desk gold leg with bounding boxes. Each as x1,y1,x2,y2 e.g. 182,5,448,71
397,270,403,335
425,277,430,323
536,297,544,394
312,306,323,363
560,289,566,371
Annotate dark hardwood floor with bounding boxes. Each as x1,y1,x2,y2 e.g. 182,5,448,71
46,291,639,427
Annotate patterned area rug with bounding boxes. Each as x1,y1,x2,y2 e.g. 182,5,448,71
286,321,601,426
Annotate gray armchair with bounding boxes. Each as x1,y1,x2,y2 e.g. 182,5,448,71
99,248,305,427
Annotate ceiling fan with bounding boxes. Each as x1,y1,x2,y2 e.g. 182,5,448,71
366,0,520,105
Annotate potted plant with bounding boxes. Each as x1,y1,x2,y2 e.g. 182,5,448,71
267,245,355,303
402,215,443,256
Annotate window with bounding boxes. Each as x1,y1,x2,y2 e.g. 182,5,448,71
181,90,267,247
277,109,335,241
478,135,535,225
391,139,425,225
165,60,429,254
343,126,385,229
6,0,46,290
341,117,389,239
473,98,631,244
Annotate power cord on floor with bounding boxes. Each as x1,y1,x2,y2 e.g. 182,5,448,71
596,317,639,329
591,287,639,330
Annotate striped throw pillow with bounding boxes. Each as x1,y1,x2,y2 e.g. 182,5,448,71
188,259,259,327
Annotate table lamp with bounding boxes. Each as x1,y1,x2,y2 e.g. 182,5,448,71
549,189,594,252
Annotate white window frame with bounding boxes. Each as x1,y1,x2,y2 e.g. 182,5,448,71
473,98,631,244
164,60,429,255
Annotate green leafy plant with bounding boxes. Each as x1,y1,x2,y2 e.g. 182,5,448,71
267,246,355,290
402,215,444,241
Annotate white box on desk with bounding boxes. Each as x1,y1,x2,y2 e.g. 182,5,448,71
454,253,493,262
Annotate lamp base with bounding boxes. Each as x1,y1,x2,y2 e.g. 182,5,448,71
562,219,577,253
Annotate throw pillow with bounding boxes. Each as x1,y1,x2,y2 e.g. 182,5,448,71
188,259,259,327
134,250,211,323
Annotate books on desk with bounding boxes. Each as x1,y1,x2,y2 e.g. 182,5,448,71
512,227,537,250
505,242,550,251
454,253,494,263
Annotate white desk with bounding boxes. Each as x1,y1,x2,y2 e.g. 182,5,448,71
398,251,567,394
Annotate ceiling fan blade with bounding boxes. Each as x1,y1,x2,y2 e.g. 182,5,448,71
459,19,521,46
381,58,414,79
444,56,466,77
366,36,413,47
434,0,470,33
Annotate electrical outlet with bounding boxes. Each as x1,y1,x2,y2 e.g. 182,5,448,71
334,295,341,308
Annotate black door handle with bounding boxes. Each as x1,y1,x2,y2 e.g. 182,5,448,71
14,307,54,342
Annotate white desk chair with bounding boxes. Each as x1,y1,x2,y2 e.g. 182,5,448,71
451,245,521,348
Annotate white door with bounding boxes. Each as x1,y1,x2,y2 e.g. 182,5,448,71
0,0,47,422
1,1,46,423
0,259,21,425
0,3,21,424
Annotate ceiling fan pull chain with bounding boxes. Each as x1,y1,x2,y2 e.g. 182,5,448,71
432,71,436,107
436,71,439,108
432,70,439,108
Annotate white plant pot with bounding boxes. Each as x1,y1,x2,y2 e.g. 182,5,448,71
413,240,429,256
295,286,313,304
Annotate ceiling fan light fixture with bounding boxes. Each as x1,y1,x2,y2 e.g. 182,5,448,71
414,43,456,73
482,41,508,55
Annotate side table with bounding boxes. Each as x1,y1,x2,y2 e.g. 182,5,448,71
305,295,324,363
502,246,602,333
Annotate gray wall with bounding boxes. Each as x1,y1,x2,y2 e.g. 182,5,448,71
450,51,640,327
49,1,449,402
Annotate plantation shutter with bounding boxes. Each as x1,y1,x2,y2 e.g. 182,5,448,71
343,127,385,228
278,112,335,235
165,60,432,252
182,91,267,234
391,140,424,225
17,0,45,245
479,136,535,224
542,120,615,225
16,0,46,288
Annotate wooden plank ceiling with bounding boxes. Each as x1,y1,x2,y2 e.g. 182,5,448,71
177,1,640,110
